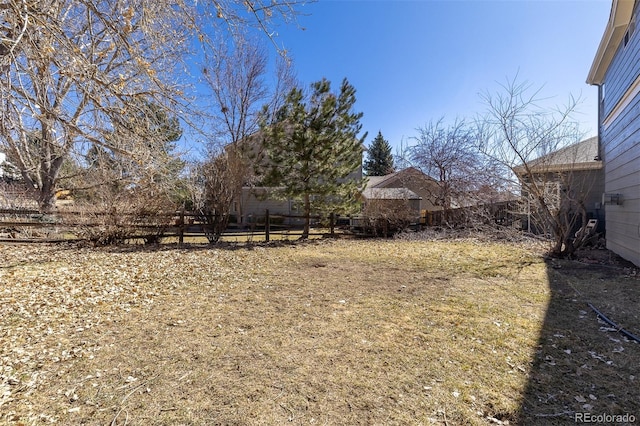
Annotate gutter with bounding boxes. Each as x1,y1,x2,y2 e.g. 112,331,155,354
586,0,635,86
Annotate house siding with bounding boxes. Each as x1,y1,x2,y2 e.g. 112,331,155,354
232,188,299,226
603,2,640,118
372,169,441,212
602,34,640,266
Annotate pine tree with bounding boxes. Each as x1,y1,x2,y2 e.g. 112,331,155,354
364,131,395,176
82,101,184,201
259,78,365,238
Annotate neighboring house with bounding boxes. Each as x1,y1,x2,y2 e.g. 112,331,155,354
361,187,422,220
229,133,364,226
232,186,304,226
587,0,640,266
363,167,441,214
232,163,435,226
513,136,605,234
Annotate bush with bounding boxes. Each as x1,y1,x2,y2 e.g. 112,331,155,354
361,199,417,237
74,190,176,245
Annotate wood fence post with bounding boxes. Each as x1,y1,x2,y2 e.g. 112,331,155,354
265,209,270,242
178,208,185,246
330,212,335,236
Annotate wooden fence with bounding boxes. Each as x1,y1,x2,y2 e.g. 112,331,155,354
0,201,519,244
0,208,341,244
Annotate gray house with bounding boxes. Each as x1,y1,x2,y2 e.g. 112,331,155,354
587,0,640,266
231,186,305,226
513,136,605,234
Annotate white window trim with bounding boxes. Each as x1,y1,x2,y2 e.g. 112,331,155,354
603,72,640,129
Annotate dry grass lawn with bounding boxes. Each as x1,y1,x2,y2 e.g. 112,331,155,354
1,238,638,425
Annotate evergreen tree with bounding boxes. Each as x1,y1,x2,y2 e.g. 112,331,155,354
81,101,184,202
110,101,183,185
259,78,365,238
364,131,395,175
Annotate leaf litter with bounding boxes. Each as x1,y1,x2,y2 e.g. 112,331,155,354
0,239,638,425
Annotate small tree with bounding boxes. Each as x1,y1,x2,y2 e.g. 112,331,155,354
259,78,366,238
198,148,247,243
409,118,483,224
478,77,588,257
199,34,296,242
364,131,395,176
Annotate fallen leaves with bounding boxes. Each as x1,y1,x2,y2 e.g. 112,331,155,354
1,240,638,425
0,246,170,422
0,242,283,422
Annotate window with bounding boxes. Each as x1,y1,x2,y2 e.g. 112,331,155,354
624,11,637,47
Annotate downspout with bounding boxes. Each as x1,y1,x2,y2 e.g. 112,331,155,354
595,84,603,161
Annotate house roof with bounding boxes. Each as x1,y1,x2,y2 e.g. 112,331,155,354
513,136,603,175
587,0,636,85
365,175,391,187
365,167,434,189
362,187,421,200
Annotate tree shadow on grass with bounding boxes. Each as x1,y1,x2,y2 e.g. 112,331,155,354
47,236,332,255
516,254,640,424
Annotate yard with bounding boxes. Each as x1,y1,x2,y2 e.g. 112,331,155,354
1,237,638,425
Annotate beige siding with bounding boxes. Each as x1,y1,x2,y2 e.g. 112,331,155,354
234,188,298,225
373,168,442,212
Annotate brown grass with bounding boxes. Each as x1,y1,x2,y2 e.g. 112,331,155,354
0,239,638,425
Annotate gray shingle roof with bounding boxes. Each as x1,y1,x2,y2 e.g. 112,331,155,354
362,187,421,200
515,136,602,174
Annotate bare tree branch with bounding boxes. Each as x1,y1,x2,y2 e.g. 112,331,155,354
0,0,310,211
478,76,589,257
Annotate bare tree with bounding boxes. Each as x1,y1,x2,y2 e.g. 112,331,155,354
408,118,484,224
0,0,29,61
0,0,308,212
204,34,296,144
199,148,247,243
0,1,186,211
198,33,296,241
478,77,589,257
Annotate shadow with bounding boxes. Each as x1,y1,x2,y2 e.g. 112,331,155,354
36,235,334,255
516,253,640,424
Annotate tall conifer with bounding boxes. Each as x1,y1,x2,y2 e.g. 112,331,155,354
259,78,365,238
364,131,395,176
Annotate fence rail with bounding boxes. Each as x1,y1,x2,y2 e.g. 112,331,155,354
0,208,341,244
0,201,519,244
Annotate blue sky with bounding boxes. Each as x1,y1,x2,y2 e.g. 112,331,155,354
267,0,611,152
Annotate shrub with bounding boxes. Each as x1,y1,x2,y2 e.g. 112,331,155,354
361,199,417,237
74,190,175,245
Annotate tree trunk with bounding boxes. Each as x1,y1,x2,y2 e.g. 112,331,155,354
302,193,310,239
38,182,56,213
